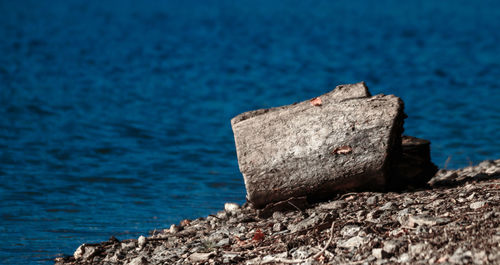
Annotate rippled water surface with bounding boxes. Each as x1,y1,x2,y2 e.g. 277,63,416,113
1,0,499,263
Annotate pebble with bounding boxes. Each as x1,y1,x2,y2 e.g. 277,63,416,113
409,243,427,257
103,253,119,263
482,211,494,220
470,201,486,210
73,245,85,260
473,251,488,265
366,195,378,206
402,197,414,206
449,248,473,264
382,240,400,254
169,224,179,234
356,209,366,220
125,256,147,265
428,170,458,185
272,211,284,220
338,236,366,249
189,252,214,262
217,211,228,219
291,246,310,259
372,248,389,259
216,238,230,247
224,203,240,212
121,241,136,251
426,199,444,208
485,166,499,175
380,201,394,210
288,213,324,233
366,209,383,221
78,245,97,261
138,236,147,249
399,253,410,263
222,253,239,263
340,225,361,237
273,223,284,232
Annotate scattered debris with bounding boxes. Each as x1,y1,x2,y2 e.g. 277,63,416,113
55,159,500,265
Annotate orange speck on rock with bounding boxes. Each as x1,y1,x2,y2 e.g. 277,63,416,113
310,97,322,106
332,145,353,155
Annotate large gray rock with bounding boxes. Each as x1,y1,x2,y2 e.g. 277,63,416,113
231,82,405,208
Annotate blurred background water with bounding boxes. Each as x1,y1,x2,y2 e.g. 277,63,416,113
0,0,499,263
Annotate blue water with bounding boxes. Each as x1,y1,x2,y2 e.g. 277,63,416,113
1,0,499,263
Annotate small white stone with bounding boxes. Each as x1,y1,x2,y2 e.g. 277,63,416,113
383,240,400,253
272,211,284,220
224,202,240,212
338,236,366,249
169,224,179,234
399,253,410,263
138,235,147,248
189,252,214,262
470,201,486,210
273,223,283,232
73,244,96,261
485,167,500,175
340,225,361,237
372,248,389,259
74,244,84,260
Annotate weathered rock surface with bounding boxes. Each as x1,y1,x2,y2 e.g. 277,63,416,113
391,135,438,189
55,159,500,265
231,82,406,208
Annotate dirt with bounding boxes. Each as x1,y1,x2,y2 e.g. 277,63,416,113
55,159,500,265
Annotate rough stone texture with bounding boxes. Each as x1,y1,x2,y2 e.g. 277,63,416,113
231,82,405,208
391,135,438,189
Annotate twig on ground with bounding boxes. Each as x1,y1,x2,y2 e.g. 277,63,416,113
287,201,303,212
310,221,335,260
260,221,335,264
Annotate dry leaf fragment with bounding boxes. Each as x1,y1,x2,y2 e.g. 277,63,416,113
310,97,322,106
332,145,352,155
252,229,265,241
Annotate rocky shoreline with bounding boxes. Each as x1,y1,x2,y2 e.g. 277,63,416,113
55,159,500,265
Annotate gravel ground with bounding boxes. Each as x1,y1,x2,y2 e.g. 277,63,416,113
55,159,500,265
